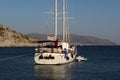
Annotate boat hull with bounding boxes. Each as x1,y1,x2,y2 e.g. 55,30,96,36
34,52,76,65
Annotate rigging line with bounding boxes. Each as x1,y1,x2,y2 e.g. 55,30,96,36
0,52,32,62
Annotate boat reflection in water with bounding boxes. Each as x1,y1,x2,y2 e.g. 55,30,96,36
34,63,75,80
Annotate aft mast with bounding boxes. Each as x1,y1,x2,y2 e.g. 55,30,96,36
62,0,70,43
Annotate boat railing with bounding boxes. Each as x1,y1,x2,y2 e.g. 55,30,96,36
35,47,62,53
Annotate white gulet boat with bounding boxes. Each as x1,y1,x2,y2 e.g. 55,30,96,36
34,0,77,65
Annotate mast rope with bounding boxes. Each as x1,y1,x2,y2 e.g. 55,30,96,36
0,52,32,62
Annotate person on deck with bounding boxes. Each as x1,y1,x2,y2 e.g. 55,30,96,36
55,39,58,48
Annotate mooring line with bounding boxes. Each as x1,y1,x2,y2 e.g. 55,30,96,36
0,52,33,62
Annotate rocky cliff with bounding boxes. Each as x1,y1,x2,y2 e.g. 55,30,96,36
0,25,38,47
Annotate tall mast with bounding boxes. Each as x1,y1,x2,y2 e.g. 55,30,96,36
62,0,70,42
62,0,65,41
54,0,58,37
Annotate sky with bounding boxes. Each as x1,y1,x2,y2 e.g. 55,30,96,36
0,0,120,44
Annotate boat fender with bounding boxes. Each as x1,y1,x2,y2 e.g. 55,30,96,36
51,56,55,59
49,55,52,59
39,55,43,59
71,54,73,58
44,56,49,59
49,55,55,59
66,56,69,60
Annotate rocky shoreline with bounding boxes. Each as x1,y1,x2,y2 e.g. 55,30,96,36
0,25,39,47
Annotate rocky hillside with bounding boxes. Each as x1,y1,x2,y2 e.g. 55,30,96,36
0,24,116,46
28,33,116,45
0,25,38,47
70,34,116,45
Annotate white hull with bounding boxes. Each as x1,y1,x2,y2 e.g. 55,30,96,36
34,52,76,65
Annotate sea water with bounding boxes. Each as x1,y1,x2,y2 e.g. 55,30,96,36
0,46,120,80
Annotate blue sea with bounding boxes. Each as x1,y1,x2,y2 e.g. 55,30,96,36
0,46,120,80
